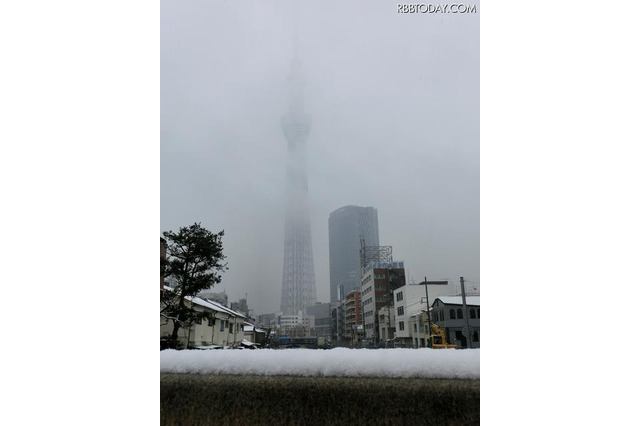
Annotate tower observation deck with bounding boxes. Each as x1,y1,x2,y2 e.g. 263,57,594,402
279,50,317,315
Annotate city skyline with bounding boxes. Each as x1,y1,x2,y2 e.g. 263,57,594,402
160,1,479,315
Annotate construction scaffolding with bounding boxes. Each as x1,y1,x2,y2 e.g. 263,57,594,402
360,238,393,271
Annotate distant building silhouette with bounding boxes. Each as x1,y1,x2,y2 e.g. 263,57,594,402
198,289,228,307
306,302,332,341
329,206,379,302
231,298,249,316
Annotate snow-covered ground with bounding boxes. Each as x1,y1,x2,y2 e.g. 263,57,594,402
160,348,479,379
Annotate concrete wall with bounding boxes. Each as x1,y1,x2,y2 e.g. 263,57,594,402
161,374,480,425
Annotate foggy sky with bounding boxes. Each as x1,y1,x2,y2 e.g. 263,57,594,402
161,0,479,316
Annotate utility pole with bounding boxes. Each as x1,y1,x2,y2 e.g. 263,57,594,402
424,277,432,348
418,278,449,348
460,277,472,349
387,305,392,348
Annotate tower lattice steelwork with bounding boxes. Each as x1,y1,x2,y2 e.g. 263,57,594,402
279,49,317,315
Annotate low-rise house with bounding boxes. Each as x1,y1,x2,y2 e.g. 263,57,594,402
161,286,247,348
243,323,268,346
430,296,480,348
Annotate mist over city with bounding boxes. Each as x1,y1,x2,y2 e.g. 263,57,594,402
161,0,479,317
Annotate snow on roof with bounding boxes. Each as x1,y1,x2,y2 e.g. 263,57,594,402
434,296,480,307
244,325,267,334
160,348,479,378
163,285,246,318
205,298,246,319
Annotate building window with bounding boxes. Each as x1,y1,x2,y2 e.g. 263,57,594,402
208,317,214,327
450,309,456,320
397,306,404,316
414,323,418,332
440,311,444,321
399,321,405,331
470,309,476,319
457,309,463,319
477,308,480,318
220,321,225,332
396,292,403,302
473,331,479,342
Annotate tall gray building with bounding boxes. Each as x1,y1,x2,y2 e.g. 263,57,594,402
329,206,380,302
279,48,317,315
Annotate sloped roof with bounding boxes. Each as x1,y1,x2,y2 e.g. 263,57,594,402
203,298,246,319
244,324,267,333
163,285,246,318
433,296,480,307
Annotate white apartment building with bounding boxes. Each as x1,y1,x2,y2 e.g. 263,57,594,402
393,283,456,347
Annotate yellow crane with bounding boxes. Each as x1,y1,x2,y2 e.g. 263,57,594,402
429,322,458,349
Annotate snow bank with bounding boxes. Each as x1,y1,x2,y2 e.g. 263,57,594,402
160,348,479,379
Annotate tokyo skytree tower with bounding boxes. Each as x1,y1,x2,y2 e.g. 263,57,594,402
279,46,317,315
